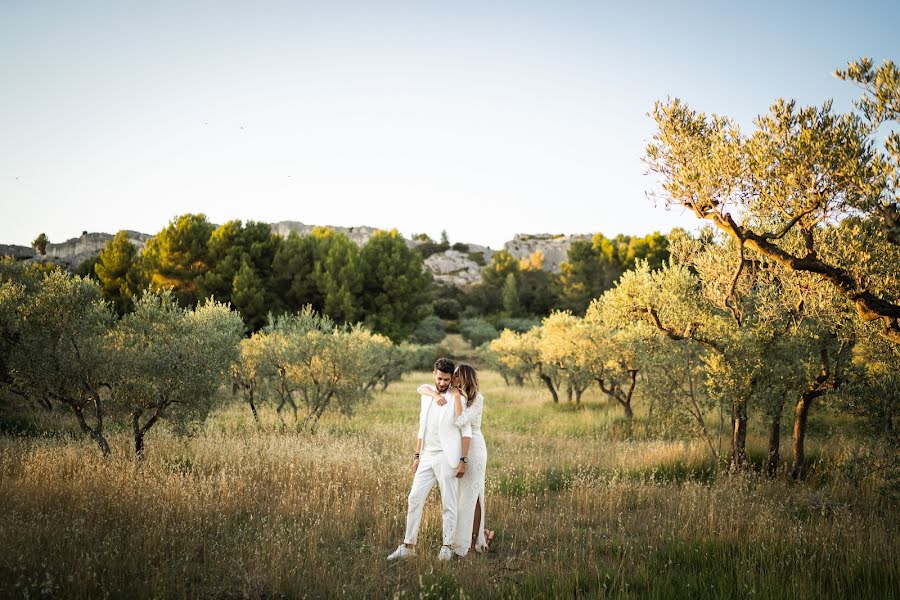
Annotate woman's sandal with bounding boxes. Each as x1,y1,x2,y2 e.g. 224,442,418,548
484,530,496,552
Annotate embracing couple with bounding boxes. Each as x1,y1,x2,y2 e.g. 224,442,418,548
387,357,495,561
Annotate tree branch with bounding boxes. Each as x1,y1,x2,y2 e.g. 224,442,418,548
641,307,722,352
705,209,900,342
725,240,746,326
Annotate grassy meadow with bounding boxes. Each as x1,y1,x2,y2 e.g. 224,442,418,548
1,370,897,599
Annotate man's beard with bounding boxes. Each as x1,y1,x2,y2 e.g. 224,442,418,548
436,382,450,393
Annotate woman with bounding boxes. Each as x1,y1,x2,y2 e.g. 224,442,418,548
418,364,494,556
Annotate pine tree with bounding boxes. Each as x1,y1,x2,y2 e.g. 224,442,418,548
310,227,362,323
204,220,281,310
141,214,215,307
559,240,606,314
231,259,265,330
481,250,519,288
203,220,244,303
32,233,49,256
502,272,521,316
359,229,432,340
95,231,145,314
271,232,318,312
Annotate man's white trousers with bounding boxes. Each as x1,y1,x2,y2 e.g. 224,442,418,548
403,450,458,546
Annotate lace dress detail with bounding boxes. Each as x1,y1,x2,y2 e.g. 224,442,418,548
452,392,488,556
454,394,482,428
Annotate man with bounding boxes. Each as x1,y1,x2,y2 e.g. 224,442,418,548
387,357,472,561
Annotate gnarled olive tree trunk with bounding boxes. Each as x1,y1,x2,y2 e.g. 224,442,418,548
791,392,816,480
132,403,166,461
55,384,111,458
766,415,782,478
68,398,111,458
539,372,559,403
730,401,748,470
274,368,298,425
245,382,259,424
597,369,638,424
791,343,848,480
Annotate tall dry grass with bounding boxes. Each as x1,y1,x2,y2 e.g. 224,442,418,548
0,370,896,598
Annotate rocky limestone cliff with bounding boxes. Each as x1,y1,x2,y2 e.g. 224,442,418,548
40,231,152,269
270,221,411,247
424,249,484,288
0,244,36,260
504,233,592,272
0,231,151,269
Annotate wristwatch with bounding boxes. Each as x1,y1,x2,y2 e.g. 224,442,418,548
460,456,469,464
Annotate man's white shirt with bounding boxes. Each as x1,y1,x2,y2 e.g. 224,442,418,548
422,392,443,453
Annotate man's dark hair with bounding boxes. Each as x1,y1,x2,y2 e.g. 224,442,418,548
433,357,456,374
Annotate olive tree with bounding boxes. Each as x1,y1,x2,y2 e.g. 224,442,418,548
364,338,419,392
600,257,781,468
635,328,722,463
0,260,37,401
490,327,560,402
582,302,657,425
836,58,899,243
233,334,272,424
278,307,380,431
109,292,243,458
646,80,900,343
835,333,900,491
1,263,116,456
680,228,860,478
538,311,594,407
249,311,321,425
473,342,520,386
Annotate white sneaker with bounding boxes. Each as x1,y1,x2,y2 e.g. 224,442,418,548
387,544,414,560
438,546,454,561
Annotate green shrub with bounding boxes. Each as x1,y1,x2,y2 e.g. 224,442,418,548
459,318,500,346
496,317,540,333
415,242,449,259
411,316,446,344
432,298,462,320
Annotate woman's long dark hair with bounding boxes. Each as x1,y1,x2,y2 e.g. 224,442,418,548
454,364,479,407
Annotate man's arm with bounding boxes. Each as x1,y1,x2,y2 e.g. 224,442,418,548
413,437,422,473
414,393,429,472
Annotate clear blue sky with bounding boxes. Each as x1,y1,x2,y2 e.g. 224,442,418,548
1,0,898,249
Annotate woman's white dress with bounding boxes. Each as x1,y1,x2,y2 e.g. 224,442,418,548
453,392,487,556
